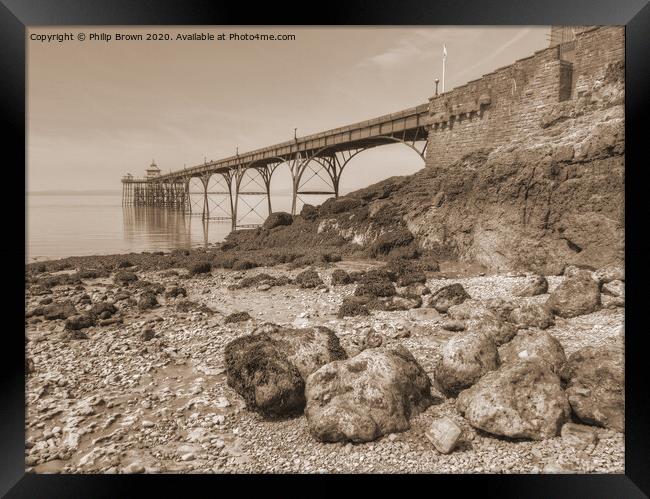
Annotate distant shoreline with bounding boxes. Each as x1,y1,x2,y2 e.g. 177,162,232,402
27,190,122,196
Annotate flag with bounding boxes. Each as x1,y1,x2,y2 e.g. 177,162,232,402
443,43,447,60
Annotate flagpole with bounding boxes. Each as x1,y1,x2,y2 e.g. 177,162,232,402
442,44,446,93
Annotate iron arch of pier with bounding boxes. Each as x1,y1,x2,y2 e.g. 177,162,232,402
289,134,428,215
193,159,284,230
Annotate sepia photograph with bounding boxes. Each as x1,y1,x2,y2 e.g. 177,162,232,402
1,0,645,491
21,23,628,476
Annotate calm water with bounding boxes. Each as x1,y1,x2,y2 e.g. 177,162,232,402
26,192,321,262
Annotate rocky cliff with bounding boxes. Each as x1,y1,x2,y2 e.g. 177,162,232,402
226,60,624,275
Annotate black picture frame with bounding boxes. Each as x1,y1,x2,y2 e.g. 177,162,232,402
3,0,649,496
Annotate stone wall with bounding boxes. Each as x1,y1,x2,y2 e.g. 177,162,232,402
424,26,624,169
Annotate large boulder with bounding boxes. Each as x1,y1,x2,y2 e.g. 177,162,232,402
262,212,293,230
513,274,548,297
457,360,571,440
469,316,517,346
559,346,624,431
428,284,471,313
510,303,555,330
305,346,434,442
434,332,499,395
546,271,601,318
225,325,346,418
498,330,567,373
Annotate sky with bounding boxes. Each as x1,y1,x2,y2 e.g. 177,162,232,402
27,26,550,194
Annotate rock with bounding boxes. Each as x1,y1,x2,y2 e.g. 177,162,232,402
64,314,96,331
89,302,117,318
446,299,492,321
470,316,517,346
560,346,624,431
43,302,78,321
428,284,471,313
498,330,566,373
592,265,624,286
361,329,383,350
337,297,370,318
441,319,465,331
561,422,599,451
141,328,155,341
457,360,570,440
513,274,549,297
386,260,427,286
305,346,434,442
354,279,396,298
165,286,187,298
330,269,352,285
601,294,625,308
510,303,555,330
180,452,195,461
295,269,323,289
113,270,138,284
425,416,462,454
300,204,319,221
484,298,517,322
434,332,499,395
374,295,421,311
257,283,271,291
601,279,624,298
224,311,252,324
546,271,600,318
224,325,346,417
138,292,159,310
262,211,293,230
190,262,211,275
399,283,430,297
123,462,145,474
407,308,442,322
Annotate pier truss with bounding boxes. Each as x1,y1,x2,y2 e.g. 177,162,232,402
122,102,430,229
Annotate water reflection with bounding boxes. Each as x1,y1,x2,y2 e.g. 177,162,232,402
122,205,229,251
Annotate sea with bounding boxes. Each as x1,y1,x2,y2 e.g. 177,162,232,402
26,191,331,262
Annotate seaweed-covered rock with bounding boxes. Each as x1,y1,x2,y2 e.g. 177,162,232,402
337,296,371,318
330,269,352,286
263,212,293,230
354,278,396,298
224,311,252,324
369,228,414,257
386,259,426,287
457,360,570,440
64,314,96,331
225,325,346,417
113,270,138,284
434,332,499,395
189,262,212,275
429,284,471,313
560,346,624,431
300,204,319,221
305,346,433,442
295,269,323,289
498,330,567,373
546,271,600,318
